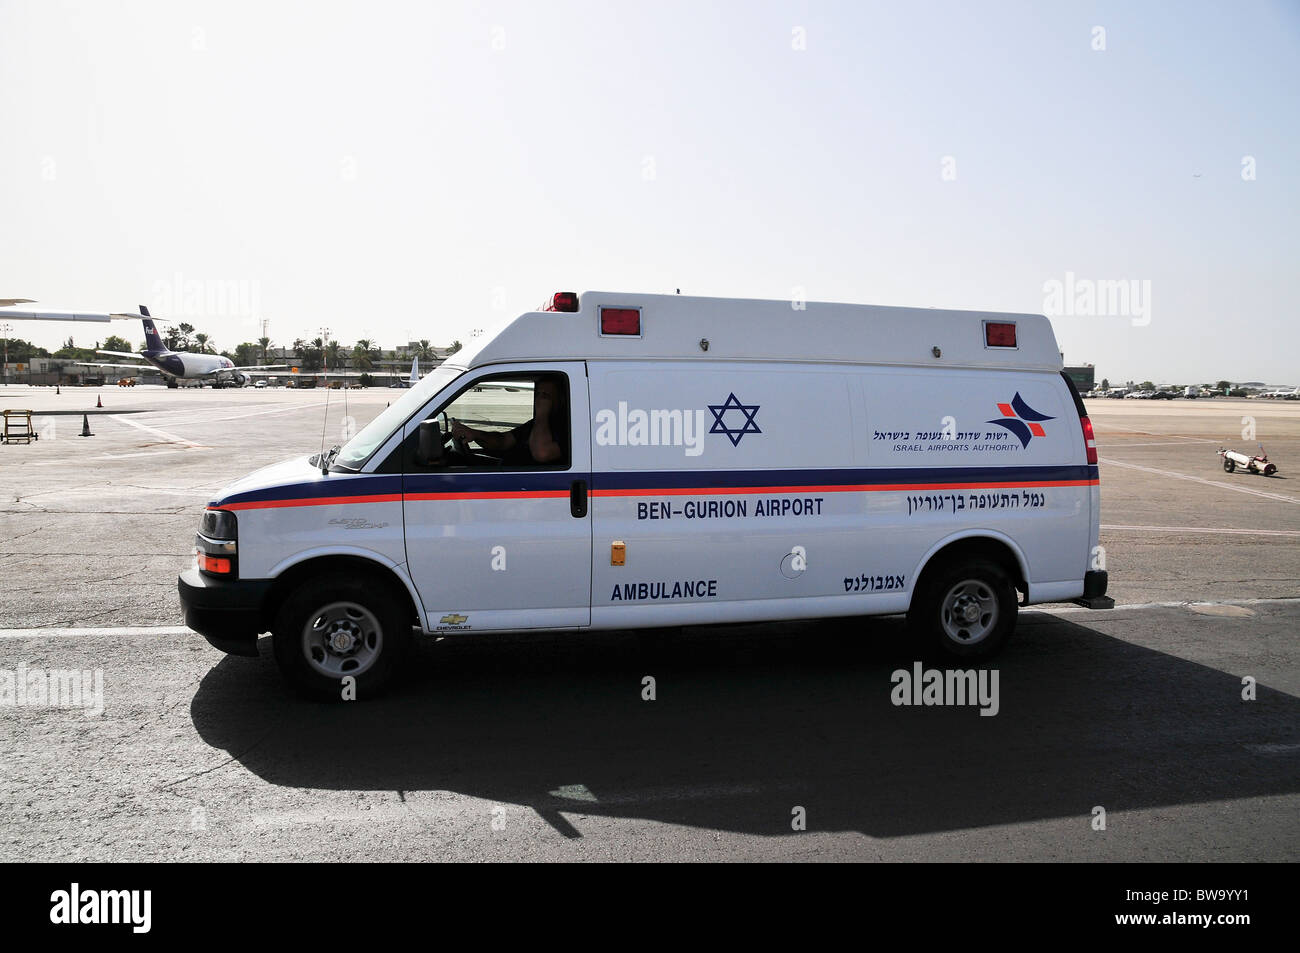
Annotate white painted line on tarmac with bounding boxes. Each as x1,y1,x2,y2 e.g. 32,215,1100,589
1244,743,1300,755
98,448,208,460
1098,457,1300,505
1102,523,1300,538
158,403,326,425
109,414,207,450
1100,440,1206,448
1092,428,1208,442
1031,596,1300,616
0,625,194,639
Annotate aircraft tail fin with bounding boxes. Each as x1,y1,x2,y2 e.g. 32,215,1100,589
142,315,167,353
409,356,419,385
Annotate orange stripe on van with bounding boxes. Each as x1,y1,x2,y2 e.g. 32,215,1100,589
224,490,569,510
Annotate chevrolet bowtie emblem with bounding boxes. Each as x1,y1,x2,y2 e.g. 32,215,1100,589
439,614,468,625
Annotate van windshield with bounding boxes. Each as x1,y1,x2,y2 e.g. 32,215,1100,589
331,364,463,471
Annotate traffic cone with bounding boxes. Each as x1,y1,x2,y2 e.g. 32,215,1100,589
79,414,94,437
96,395,102,408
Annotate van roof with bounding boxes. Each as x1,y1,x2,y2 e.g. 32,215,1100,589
449,291,1063,373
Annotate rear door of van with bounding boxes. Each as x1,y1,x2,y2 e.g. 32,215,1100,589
858,366,1093,602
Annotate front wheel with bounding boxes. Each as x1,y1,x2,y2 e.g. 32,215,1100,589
908,559,1018,660
1223,457,1235,472
272,573,412,700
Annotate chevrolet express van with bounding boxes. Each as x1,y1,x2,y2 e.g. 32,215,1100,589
179,291,1110,698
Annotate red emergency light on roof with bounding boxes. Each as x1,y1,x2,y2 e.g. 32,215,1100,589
543,291,579,313
984,321,1017,348
599,307,640,336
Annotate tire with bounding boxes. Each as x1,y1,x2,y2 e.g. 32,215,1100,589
1223,457,1235,473
272,572,412,701
908,558,1018,660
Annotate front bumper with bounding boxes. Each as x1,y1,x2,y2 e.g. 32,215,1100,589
178,567,272,657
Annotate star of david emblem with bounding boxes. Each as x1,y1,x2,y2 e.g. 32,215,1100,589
708,392,762,447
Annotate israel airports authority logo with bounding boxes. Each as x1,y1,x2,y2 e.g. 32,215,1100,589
708,393,762,447
987,393,1054,448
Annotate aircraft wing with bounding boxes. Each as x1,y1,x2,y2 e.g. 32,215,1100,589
96,350,144,359
0,307,151,322
76,361,152,371
472,381,533,391
274,370,389,378
0,298,36,307
232,365,289,372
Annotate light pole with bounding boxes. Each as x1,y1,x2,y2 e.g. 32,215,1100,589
1,322,11,385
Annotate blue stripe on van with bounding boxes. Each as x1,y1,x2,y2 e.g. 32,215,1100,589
593,464,1097,490
213,464,1097,509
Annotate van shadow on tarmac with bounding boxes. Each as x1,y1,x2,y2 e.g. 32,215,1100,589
189,614,1300,839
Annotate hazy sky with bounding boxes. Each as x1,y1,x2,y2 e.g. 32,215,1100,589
1,0,1296,383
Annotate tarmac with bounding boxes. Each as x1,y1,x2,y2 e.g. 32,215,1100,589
0,384,1295,861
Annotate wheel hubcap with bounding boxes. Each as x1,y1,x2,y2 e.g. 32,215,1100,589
940,580,998,645
302,602,383,678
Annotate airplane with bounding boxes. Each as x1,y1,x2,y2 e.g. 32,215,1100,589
295,355,425,388
77,308,286,388
392,355,420,388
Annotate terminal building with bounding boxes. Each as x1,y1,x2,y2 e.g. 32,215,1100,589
1063,362,1096,392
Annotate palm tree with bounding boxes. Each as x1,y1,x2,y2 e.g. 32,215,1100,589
307,337,325,373
416,339,435,362
194,332,211,354
448,340,462,354
326,340,343,370
258,336,271,364
353,339,375,372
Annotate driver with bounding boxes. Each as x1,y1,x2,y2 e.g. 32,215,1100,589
450,377,567,465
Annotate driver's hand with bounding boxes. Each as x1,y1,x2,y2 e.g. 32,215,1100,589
450,419,472,442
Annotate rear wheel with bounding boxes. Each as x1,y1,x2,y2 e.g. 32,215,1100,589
908,558,1018,659
1223,457,1235,472
272,572,412,700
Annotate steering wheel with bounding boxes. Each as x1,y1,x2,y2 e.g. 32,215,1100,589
440,411,471,458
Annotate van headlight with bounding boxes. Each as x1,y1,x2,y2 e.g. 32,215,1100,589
200,509,238,541
196,509,238,577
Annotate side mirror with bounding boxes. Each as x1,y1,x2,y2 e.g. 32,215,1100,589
418,420,444,465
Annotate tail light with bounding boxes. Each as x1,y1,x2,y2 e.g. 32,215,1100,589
1080,416,1098,464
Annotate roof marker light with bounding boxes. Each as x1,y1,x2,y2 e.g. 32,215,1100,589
599,307,640,336
985,321,1017,348
543,292,579,313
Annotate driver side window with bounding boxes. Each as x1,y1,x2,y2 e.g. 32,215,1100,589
409,372,571,472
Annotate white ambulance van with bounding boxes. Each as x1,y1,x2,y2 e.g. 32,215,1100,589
179,291,1110,698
